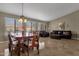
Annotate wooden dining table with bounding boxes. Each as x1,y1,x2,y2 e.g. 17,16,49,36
10,32,39,56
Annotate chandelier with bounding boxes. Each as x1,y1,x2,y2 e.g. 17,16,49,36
18,3,27,23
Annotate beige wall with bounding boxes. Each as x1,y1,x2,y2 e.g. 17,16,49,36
0,15,5,41
49,10,79,40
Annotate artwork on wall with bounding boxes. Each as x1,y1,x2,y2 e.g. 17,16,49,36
58,22,65,30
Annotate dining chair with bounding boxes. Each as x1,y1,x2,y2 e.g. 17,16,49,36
24,31,39,55
8,33,18,56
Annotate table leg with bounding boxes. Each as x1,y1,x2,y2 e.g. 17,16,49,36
37,44,39,55
17,41,21,56
27,38,29,56
37,37,39,55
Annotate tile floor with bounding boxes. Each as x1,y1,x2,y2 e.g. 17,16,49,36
0,37,79,56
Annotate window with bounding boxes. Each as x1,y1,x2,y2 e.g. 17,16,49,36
5,17,33,33
5,17,46,33
5,17,15,32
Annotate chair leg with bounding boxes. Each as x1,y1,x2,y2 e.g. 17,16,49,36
27,47,29,56
37,44,39,55
9,44,13,56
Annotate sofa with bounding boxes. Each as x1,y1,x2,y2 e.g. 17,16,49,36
50,30,72,39
39,31,49,37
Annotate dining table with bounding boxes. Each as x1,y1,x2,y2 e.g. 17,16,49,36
10,32,39,56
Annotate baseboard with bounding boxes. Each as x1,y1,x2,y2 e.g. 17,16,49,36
72,38,79,40
0,41,8,44
76,38,79,40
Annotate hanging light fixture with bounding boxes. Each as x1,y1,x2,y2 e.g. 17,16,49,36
18,3,27,23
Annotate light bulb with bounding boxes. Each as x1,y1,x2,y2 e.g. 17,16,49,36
18,18,23,23
24,18,27,22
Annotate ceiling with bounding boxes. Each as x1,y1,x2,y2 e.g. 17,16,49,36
0,3,79,21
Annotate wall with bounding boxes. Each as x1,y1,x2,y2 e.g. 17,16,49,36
0,15,5,41
49,10,79,40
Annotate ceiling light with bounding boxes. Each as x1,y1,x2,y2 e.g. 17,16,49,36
18,3,27,23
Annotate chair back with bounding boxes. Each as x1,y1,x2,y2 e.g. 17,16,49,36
8,34,12,44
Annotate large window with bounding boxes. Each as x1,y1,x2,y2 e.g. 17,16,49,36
5,17,47,33
26,21,32,32
5,17,15,32
5,17,33,33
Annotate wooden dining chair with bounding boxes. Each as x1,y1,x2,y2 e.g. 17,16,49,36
8,34,18,56
31,32,39,55
24,32,39,55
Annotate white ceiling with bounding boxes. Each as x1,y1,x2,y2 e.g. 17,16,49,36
0,3,79,21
